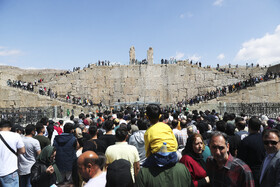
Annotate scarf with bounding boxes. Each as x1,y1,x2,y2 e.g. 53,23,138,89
38,145,63,183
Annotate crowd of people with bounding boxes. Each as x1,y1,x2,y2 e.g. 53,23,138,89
66,95,95,107
7,79,58,99
178,72,279,106
1,104,280,186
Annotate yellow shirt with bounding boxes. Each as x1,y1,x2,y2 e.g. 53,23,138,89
144,122,178,157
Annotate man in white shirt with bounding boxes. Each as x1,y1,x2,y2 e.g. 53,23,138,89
0,120,25,187
77,151,106,187
105,125,140,183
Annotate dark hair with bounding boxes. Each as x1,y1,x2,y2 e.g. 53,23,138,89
70,115,74,121
117,112,124,119
84,155,103,170
146,104,160,124
137,119,148,130
64,123,74,133
106,159,133,187
131,118,137,125
40,117,49,126
0,120,12,128
79,113,85,119
89,125,98,137
181,120,187,128
97,153,106,171
248,116,261,131
104,120,114,132
171,119,178,129
216,120,226,132
115,126,128,141
229,113,236,120
35,122,44,134
130,112,136,119
59,120,64,125
47,124,54,140
262,129,280,139
25,124,36,135
209,131,228,145
182,133,205,155
235,117,244,124
236,120,246,130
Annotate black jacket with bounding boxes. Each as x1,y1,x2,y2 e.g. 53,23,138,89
30,161,56,187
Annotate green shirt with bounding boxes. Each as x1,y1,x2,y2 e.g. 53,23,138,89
136,163,192,187
34,135,51,150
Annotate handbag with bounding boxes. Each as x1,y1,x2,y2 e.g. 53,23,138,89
0,133,18,156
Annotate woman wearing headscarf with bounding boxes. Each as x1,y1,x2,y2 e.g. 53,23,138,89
31,145,62,187
180,133,210,187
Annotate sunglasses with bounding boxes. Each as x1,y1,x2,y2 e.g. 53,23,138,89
263,140,279,145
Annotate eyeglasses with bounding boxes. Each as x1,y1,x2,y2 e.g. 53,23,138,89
263,140,279,145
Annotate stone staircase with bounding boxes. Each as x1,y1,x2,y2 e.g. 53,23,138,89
188,79,280,112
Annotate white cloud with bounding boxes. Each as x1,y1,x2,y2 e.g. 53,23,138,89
0,47,22,56
235,24,280,66
188,54,201,62
180,12,193,19
213,0,224,6
175,52,185,60
217,53,225,60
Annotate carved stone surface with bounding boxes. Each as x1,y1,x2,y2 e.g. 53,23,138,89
147,47,153,65
0,64,269,110
129,46,136,65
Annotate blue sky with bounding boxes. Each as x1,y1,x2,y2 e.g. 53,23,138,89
0,0,280,69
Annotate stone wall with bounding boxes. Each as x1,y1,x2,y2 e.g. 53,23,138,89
20,64,267,106
0,64,267,109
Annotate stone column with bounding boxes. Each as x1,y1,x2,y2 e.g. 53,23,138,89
147,47,153,65
129,46,136,65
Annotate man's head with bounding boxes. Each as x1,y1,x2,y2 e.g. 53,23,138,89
0,120,12,129
35,122,45,134
180,120,187,129
146,104,161,124
248,116,261,132
77,151,102,182
171,119,178,129
104,120,114,132
209,131,229,165
137,119,148,130
64,123,74,133
25,124,36,136
88,125,98,137
115,125,128,142
40,117,49,126
262,129,280,154
236,119,246,131
216,120,226,132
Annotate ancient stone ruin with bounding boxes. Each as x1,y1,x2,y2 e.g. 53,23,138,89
129,46,136,65
147,47,153,64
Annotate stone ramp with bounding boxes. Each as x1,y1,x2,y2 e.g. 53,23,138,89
188,79,280,112
0,85,88,115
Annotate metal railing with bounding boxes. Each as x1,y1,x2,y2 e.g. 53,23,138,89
218,103,280,118
0,106,63,125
